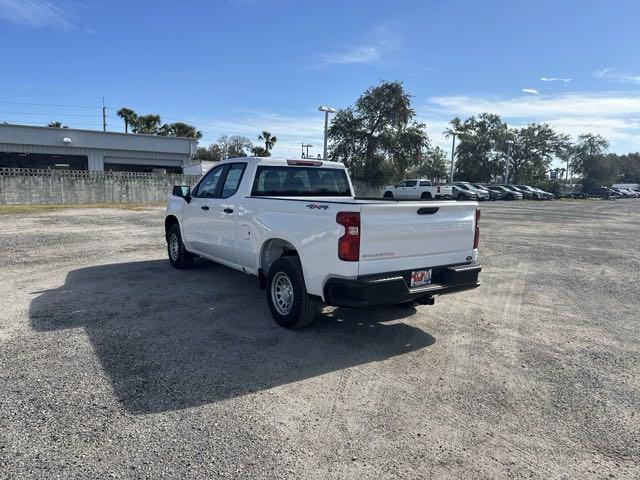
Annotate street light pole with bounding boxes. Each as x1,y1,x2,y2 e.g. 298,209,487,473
449,131,462,183
505,140,514,184
318,105,336,160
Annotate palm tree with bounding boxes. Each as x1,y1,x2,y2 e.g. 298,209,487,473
117,107,137,133
258,131,277,152
131,114,161,134
160,122,202,139
47,121,68,128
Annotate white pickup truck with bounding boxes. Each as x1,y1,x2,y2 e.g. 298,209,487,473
165,157,481,328
383,179,453,200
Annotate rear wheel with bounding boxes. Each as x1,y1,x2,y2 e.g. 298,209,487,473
266,256,321,329
420,192,432,200
167,224,194,269
383,191,394,198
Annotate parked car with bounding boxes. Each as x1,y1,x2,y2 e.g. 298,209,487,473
486,185,523,200
454,182,490,201
383,179,452,200
451,184,478,201
515,185,554,200
500,184,535,200
471,183,501,200
587,187,619,199
166,157,481,329
568,192,588,199
612,187,639,198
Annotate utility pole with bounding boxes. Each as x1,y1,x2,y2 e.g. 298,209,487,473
301,142,313,158
102,97,107,132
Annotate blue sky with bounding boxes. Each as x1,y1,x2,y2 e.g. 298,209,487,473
1,0,639,161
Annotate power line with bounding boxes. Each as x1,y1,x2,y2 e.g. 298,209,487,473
0,100,101,109
0,110,105,118
0,119,105,128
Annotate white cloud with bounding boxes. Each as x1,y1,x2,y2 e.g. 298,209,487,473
594,68,640,85
198,110,327,158
320,46,381,66
428,92,640,118
423,91,640,153
521,88,539,95
316,25,396,68
197,92,640,160
540,77,572,83
0,0,78,30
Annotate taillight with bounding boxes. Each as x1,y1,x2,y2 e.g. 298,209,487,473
473,208,480,249
336,211,360,261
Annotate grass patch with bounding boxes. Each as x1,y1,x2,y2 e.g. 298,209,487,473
0,203,165,214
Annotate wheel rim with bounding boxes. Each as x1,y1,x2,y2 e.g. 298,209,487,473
271,272,294,315
169,233,180,261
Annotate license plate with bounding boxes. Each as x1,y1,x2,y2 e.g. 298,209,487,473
410,269,432,288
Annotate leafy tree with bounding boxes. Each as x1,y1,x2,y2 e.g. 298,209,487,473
607,152,640,183
251,146,270,157
328,81,426,184
196,144,223,162
158,121,202,139
258,131,277,153
555,133,575,182
507,123,559,183
411,146,449,183
131,114,162,134
389,122,430,180
227,135,253,158
327,108,367,178
47,121,68,128
570,134,611,190
447,113,509,182
116,107,137,133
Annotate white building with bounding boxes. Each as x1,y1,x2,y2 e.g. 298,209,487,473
0,123,197,173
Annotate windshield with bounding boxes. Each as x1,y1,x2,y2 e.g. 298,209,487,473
251,166,352,197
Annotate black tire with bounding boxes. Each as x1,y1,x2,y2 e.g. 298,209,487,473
507,194,514,201
420,192,432,200
167,224,194,269
266,256,321,329
383,191,394,198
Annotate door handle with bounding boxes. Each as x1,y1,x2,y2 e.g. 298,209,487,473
223,208,234,214
201,205,210,211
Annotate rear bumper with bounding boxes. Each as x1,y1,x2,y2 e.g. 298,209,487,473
323,262,481,308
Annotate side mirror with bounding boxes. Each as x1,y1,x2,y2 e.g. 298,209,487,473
172,185,191,202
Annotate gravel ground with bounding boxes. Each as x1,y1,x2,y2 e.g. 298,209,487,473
1,200,639,479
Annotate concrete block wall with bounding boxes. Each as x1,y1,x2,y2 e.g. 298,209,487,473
0,169,201,205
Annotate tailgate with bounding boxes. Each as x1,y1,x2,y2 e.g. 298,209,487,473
358,202,476,275
436,185,452,196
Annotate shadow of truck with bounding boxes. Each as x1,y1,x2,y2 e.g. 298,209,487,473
30,259,435,414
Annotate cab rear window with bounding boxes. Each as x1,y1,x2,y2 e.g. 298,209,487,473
251,166,351,197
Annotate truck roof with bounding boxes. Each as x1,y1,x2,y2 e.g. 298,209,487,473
216,156,347,169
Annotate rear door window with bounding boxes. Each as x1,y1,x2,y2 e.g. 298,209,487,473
221,163,246,198
251,165,351,197
405,180,417,187
252,166,351,197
